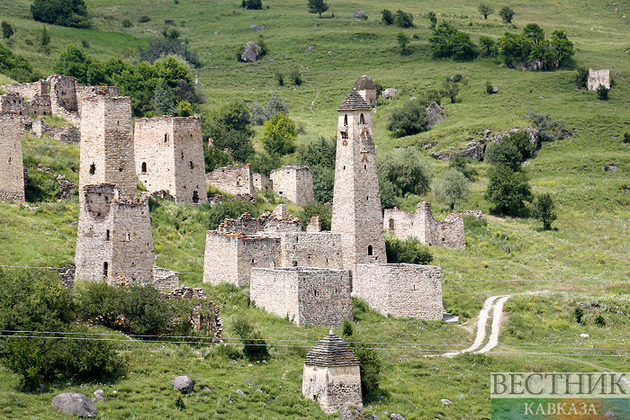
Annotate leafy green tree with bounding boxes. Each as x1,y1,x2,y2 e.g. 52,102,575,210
396,32,410,54
1,21,14,39
298,202,332,230
485,141,523,171
203,101,255,163
596,84,610,100
478,3,494,20
394,10,414,28
479,36,496,56
204,144,234,173
427,11,437,29
499,6,515,23
40,25,50,46
485,165,532,216
497,32,530,67
31,0,90,28
429,22,478,60
431,168,470,210
505,132,532,160
308,0,329,18
385,238,433,264
0,43,34,82
523,23,544,45
297,136,336,203
242,0,262,10
378,148,431,197
532,193,557,230
386,100,429,138
262,113,298,156
381,9,393,25
448,154,478,181
442,80,459,103
153,78,178,116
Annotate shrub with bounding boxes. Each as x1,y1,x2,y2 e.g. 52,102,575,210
25,167,59,202
394,10,414,28
595,313,606,327
262,113,297,156
139,15,150,23
204,143,234,173
486,81,495,94
139,38,201,67
289,68,303,86
386,100,429,137
341,319,353,337
574,67,588,88
307,0,329,18
526,112,566,142
396,32,410,54
385,237,433,264
532,193,557,230
574,307,584,324
596,84,610,100
274,70,284,86
427,11,437,29
485,165,532,216
448,154,478,181
429,22,478,60
297,136,336,203
484,141,523,171
203,101,255,163
81,39,90,48
122,19,133,28
506,131,533,160
431,168,470,210
442,80,459,103
249,94,288,125
478,3,494,20
242,0,262,9
381,9,393,25
350,342,382,400
232,317,269,361
298,202,331,230
31,0,90,28
378,148,431,197
1,21,14,40
499,6,514,23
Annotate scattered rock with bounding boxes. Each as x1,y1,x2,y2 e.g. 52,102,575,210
339,402,380,420
201,386,211,392
51,393,97,418
441,398,452,407
214,30,220,35
456,66,463,70
354,10,368,20
409,96,417,101
173,376,194,394
430,141,485,161
390,414,407,420
256,388,264,393
249,25,265,31
38,384,45,393
234,193,256,203
236,389,247,397
492,87,499,94
605,411,616,418
93,389,104,401
580,333,590,339
240,42,262,62
603,165,620,172
267,58,274,62
426,101,446,128
539,96,545,99
381,88,398,98
483,129,493,137
328,50,332,54
303,45,316,53
410,34,418,39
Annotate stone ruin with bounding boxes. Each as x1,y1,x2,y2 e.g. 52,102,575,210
0,113,25,201
207,164,256,196
269,165,315,206
134,115,208,204
587,69,610,91
161,287,223,339
302,332,362,414
384,201,466,249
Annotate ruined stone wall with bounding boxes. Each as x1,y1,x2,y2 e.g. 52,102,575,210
29,95,52,116
0,94,27,115
279,232,344,269
1,80,48,99
75,184,155,284
218,206,301,235
384,202,465,248
79,96,136,201
354,263,444,320
302,365,362,414
250,267,352,326
0,114,25,201
152,267,179,291
172,116,207,204
587,69,610,90
252,173,272,192
76,85,119,103
207,165,255,195
269,166,314,206
49,74,78,113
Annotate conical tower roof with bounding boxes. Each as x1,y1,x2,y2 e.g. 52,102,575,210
304,332,360,367
337,89,371,112
354,75,376,91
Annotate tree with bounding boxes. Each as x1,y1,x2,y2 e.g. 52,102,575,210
497,31,530,67
308,0,329,18
427,11,437,29
298,202,332,230
442,80,459,103
203,101,255,163
385,238,433,264
378,148,431,197
1,21,14,40
31,0,90,28
153,78,178,116
596,84,610,100
396,32,410,54
449,154,478,181
386,99,429,138
499,6,514,23
297,136,336,203
381,9,394,25
40,25,50,46
479,36,495,56
432,168,470,210
485,165,532,216
532,193,557,230
478,3,494,20
484,141,523,171
394,10,414,28
429,22,478,60
523,23,545,45
262,113,298,156
242,0,262,9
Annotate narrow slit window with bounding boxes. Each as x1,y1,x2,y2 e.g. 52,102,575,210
103,262,108,277
367,245,373,256
141,162,147,173
360,113,365,124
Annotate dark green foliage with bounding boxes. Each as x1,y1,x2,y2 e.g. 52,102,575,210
385,238,433,265
386,100,429,137
248,152,280,177
526,112,566,142
207,200,260,230
499,6,514,23
262,113,297,156
25,168,59,202
81,39,90,48
350,342,382,399
249,94,288,125
497,32,530,67
574,67,589,88
289,68,303,86
175,395,185,410
0,269,124,389
486,80,495,94
204,143,234,173
203,101,255,163
623,133,630,144
139,15,150,23
505,132,532,160
463,214,487,228
379,149,431,197
2,21,14,39
162,28,181,41
596,84,610,100
232,317,269,362
498,26,574,69
429,22,478,60
341,319,353,337
139,39,201,67
595,313,606,327
532,193,557,230
298,202,331,230
442,80,459,103
0,44,35,82
307,0,329,18
153,79,178,116
31,0,90,28
274,70,284,86
396,32,410,54
297,136,336,203
427,11,437,29
381,9,393,25
242,0,262,10
479,36,495,56
485,165,532,216
122,19,133,28
379,177,399,209
574,307,584,324
478,3,494,19
394,10,414,28
523,23,544,45
40,26,50,46
485,140,523,171
448,154,478,181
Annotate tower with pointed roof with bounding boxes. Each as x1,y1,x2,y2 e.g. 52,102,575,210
353,75,377,107
302,331,362,414
331,77,386,272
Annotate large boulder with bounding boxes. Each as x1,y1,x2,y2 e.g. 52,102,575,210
241,42,262,62
354,10,368,19
51,393,97,418
173,376,194,394
381,88,397,98
426,101,446,128
339,402,380,420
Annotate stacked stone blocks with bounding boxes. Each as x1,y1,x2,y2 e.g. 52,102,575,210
269,165,314,206
0,113,25,201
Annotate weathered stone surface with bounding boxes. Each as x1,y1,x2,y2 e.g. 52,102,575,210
390,414,407,420
304,45,316,53
207,164,255,195
241,42,262,62
250,25,265,31
426,101,446,128
381,88,397,98
588,69,610,90
353,10,368,19
603,165,620,172
441,398,452,407
339,402,380,419
430,141,486,161
0,114,25,202
173,376,194,393
492,87,499,94
93,389,104,401
236,389,247,397
51,393,97,418
270,166,314,206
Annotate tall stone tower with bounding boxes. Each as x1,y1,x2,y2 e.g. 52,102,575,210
0,113,25,201
331,77,386,272
353,75,377,106
79,96,136,201
134,116,208,204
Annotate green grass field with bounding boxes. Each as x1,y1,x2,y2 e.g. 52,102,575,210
1,0,630,417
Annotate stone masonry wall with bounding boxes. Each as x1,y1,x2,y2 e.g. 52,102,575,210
279,232,344,269
587,69,610,90
1,80,48,99
0,114,25,201
207,165,255,195
172,116,207,204
252,173,272,192
269,166,314,206
302,365,362,414
354,263,444,320
0,93,52,117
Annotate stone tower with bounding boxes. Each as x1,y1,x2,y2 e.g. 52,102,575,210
269,165,314,206
79,96,136,201
331,79,386,271
134,116,208,204
353,75,377,107
0,113,25,201
75,183,155,284
302,331,362,414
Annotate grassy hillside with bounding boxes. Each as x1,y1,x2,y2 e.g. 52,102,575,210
1,0,630,418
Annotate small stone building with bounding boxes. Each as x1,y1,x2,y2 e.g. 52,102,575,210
252,172,272,192
134,115,207,204
251,267,352,326
207,164,255,195
269,165,314,206
0,113,25,201
384,201,465,248
302,332,362,414
354,263,444,320
587,69,610,91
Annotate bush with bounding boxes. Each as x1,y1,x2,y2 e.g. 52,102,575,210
506,131,533,161
427,11,437,29
25,168,59,202
526,112,566,142
532,193,557,230
122,19,133,28
574,67,588,88
232,317,269,362
499,6,514,23
0,43,34,82
595,313,606,327
385,237,433,264
386,100,429,137
289,68,303,86
350,342,382,400
203,101,255,162
2,21,14,39
448,154,478,181
242,0,262,9
431,168,470,210
381,9,393,25
139,15,150,23
262,113,297,156
485,165,532,216
378,148,431,197
394,10,414,28
429,22,478,60
341,319,353,337
574,307,584,324
249,94,288,125
274,70,284,86
31,0,90,28
478,3,494,20
596,84,610,100
298,202,331,230
297,136,336,203
484,141,523,171
139,38,201,67
442,80,459,103
486,81,495,94
204,143,234,173
207,200,261,229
